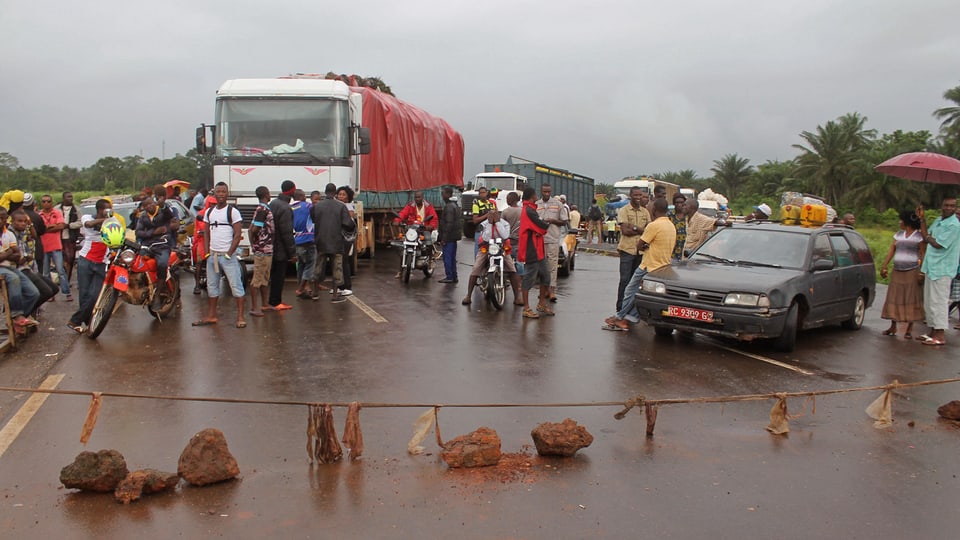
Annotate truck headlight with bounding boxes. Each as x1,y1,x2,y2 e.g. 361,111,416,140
641,279,666,295
723,293,769,306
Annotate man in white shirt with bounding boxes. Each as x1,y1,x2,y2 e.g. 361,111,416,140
193,182,246,328
461,209,522,306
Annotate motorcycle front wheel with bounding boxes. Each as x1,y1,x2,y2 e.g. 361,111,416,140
87,284,119,339
403,259,412,284
487,267,505,310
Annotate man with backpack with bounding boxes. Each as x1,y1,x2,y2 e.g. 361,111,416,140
193,182,245,328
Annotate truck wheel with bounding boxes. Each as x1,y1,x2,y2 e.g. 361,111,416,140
772,302,798,352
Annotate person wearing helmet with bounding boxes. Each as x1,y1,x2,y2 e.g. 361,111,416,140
67,199,113,333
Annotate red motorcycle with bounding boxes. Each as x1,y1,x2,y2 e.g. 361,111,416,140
87,240,185,339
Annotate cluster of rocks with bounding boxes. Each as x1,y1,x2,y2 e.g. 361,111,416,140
439,419,593,468
59,428,239,504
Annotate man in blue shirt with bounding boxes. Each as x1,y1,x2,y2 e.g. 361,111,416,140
917,197,960,346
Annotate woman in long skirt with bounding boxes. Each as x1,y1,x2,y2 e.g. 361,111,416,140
879,210,925,338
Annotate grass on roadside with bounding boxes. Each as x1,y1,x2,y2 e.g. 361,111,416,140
858,226,893,285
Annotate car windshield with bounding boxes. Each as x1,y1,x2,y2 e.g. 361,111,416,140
694,228,809,269
475,177,517,192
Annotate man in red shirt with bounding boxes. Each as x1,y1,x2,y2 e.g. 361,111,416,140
38,194,72,300
518,187,553,319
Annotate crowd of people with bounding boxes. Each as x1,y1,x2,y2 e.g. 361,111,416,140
2,182,957,349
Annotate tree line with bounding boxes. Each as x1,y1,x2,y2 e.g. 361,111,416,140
596,84,960,221
3,84,959,215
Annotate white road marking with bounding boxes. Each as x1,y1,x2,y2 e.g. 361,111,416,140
0,373,65,458
710,343,815,375
349,296,388,323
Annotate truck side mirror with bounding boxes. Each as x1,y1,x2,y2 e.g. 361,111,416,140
354,127,371,155
195,125,207,154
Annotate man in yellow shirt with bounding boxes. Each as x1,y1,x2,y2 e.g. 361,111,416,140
615,187,650,311
604,198,676,331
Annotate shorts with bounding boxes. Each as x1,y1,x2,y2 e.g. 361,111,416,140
250,253,273,288
469,251,517,278
206,252,245,298
521,259,550,291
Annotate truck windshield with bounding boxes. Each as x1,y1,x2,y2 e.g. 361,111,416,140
476,177,517,192
215,98,349,160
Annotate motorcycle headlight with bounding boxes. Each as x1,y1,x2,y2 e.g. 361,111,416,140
119,249,136,266
641,279,666,295
405,228,419,242
488,243,501,256
723,293,769,307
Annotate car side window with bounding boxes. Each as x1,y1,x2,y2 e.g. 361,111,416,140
844,233,872,264
829,235,853,267
812,234,834,264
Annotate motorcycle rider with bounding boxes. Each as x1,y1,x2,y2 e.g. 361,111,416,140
135,195,179,311
461,208,521,306
395,191,438,279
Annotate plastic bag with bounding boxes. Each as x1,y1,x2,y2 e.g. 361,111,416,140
766,397,790,435
866,390,893,428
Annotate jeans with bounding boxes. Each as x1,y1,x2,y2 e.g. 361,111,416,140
42,249,71,295
69,257,106,326
616,267,648,321
206,253,245,298
442,241,458,280
617,250,642,311
152,247,171,289
0,266,41,318
295,244,316,287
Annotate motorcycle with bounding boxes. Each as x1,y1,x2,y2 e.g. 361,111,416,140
392,215,439,284
476,237,509,310
87,240,186,339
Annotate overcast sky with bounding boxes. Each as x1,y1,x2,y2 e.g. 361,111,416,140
2,0,959,183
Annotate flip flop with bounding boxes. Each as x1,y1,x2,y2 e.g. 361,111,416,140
881,329,897,336
248,311,264,317
921,337,945,346
273,303,293,311
191,320,217,326
236,321,247,328
602,324,628,332
915,334,931,341
903,333,912,339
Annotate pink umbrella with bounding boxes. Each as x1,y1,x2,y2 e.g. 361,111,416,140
874,152,960,185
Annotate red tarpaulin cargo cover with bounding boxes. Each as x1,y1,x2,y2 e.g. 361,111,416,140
353,87,464,192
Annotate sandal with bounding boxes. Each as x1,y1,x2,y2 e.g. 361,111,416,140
881,329,897,336
536,304,555,316
522,308,540,319
66,322,84,334
236,321,247,328
915,334,931,341
903,332,912,339
191,319,217,326
921,336,945,346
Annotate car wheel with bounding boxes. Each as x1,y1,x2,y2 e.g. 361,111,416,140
653,326,674,337
841,293,866,330
772,302,798,352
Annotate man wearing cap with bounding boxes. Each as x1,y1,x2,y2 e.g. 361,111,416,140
746,203,772,222
266,180,297,311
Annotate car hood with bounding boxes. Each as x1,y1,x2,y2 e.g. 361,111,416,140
644,260,805,293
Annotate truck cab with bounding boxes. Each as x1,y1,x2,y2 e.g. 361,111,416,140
460,172,525,237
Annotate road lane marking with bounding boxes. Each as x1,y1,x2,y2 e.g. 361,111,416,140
349,296,388,323
710,343,815,375
0,373,65,459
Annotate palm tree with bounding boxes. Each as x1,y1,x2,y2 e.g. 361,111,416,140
710,154,753,200
792,113,875,206
933,85,960,140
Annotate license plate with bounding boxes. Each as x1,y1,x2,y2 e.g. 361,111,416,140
666,305,714,322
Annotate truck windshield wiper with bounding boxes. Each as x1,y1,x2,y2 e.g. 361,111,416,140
694,253,735,264
735,260,782,269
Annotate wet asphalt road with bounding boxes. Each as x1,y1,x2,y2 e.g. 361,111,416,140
1,240,959,539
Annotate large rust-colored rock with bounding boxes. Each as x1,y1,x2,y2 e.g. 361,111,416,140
60,449,129,492
114,469,180,504
531,418,594,457
440,427,501,468
937,400,960,421
177,428,240,486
